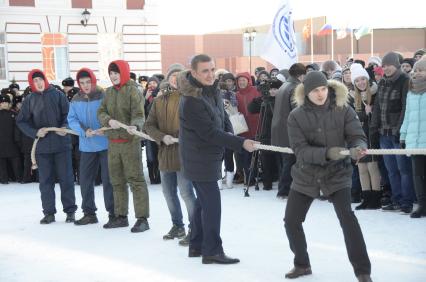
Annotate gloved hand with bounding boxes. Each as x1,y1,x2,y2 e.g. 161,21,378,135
326,147,347,161
349,146,367,161
162,135,175,146
36,128,48,138
400,140,406,149
108,119,120,129
85,128,95,138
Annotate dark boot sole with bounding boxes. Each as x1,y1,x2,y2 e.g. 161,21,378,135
202,257,240,264
74,219,99,226
285,270,312,279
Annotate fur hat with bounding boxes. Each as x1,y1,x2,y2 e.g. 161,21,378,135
382,52,401,68
350,63,369,84
402,58,415,68
62,77,75,87
221,72,235,82
0,95,11,104
368,56,382,67
9,83,20,90
321,60,338,72
413,49,426,59
303,71,328,96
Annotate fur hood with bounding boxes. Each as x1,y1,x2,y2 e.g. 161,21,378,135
293,79,349,108
177,70,203,98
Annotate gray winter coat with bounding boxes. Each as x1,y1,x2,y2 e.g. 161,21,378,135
271,76,301,147
288,80,366,198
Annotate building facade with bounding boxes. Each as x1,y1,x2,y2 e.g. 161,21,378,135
0,0,161,89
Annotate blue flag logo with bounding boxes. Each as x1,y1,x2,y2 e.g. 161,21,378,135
272,4,297,59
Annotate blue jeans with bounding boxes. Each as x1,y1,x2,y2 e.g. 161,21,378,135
379,135,415,207
160,171,196,228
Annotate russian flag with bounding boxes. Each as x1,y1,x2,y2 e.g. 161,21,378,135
317,24,332,36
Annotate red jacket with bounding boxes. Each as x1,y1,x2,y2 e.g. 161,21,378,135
236,72,260,139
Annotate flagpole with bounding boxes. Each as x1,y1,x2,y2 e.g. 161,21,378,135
351,29,354,58
310,17,314,63
370,29,374,57
331,29,334,61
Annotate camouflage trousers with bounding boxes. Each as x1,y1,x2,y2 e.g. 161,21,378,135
108,139,149,219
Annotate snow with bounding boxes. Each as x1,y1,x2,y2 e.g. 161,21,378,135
1,181,425,282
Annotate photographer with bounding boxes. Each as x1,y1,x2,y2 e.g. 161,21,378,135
248,79,283,190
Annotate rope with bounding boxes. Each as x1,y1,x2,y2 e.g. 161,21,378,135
114,121,179,143
253,144,426,156
30,127,110,169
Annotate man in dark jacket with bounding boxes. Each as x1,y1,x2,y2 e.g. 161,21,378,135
179,54,257,265
284,71,372,282
370,51,415,213
271,63,306,198
16,69,77,224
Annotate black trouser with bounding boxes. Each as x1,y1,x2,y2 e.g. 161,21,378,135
260,151,280,189
278,153,296,196
412,156,426,206
22,153,35,183
284,189,371,276
37,151,77,215
351,162,362,197
79,150,114,215
190,181,223,256
224,148,234,172
0,157,22,183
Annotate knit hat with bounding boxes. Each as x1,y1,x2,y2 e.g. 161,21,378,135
31,71,45,80
303,71,328,96
166,63,185,81
108,63,120,74
350,63,369,84
9,83,20,90
368,56,382,67
221,72,235,82
402,58,415,68
321,60,338,72
413,59,426,72
62,77,74,87
306,63,320,71
331,70,342,81
0,95,11,104
147,76,160,85
382,52,401,68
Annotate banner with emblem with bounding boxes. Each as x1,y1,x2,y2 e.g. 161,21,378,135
260,0,298,70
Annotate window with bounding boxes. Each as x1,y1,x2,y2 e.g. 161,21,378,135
41,33,69,82
0,32,7,81
127,0,145,10
9,0,35,6
71,0,92,9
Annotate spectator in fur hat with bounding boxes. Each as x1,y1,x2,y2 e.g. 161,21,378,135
321,60,339,79
270,68,279,79
214,68,229,81
9,83,20,95
401,58,415,74
138,75,149,91
413,49,426,62
306,63,320,73
368,56,382,68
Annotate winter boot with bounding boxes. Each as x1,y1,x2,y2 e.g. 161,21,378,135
179,229,191,246
103,215,129,229
102,214,115,228
366,191,382,209
131,218,150,233
74,214,98,225
233,171,244,184
225,172,234,189
411,175,426,218
163,225,185,240
351,190,362,203
356,191,371,210
65,212,75,223
40,214,55,224
411,205,426,218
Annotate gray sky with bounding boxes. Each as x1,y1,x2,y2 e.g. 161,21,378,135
157,0,426,34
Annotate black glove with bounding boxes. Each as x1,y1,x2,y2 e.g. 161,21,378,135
400,141,406,149
326,147,347,161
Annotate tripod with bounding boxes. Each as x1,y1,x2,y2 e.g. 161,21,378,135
244,96,274,197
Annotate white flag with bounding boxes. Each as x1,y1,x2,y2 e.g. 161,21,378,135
260,0,298,70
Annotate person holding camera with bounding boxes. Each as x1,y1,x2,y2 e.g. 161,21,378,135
247,79,283,190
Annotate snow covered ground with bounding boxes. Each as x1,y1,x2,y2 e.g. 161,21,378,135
1,181,425,282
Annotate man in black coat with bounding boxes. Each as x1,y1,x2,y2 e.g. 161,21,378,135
16,70,77,224
178,54,257,264
0,95,22,184
284,71,372,282
271,63,306,198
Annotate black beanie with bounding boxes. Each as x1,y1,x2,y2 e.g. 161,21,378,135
303,71,328,96
221,73,235,82
9,83,20,90
130,72,136,81
62,77,74,87
402,58,415,68
77,71,91,80
32,72,45,80
108,63,120,74
382,52,401,68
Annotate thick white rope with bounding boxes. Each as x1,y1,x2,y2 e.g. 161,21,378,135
114,121,179,143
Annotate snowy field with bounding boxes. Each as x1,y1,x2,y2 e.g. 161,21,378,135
1,180,425,282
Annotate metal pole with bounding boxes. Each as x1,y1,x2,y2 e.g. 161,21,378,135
310,17,314,63
351,29,354,58
249,37,252,74
371,29,374,57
